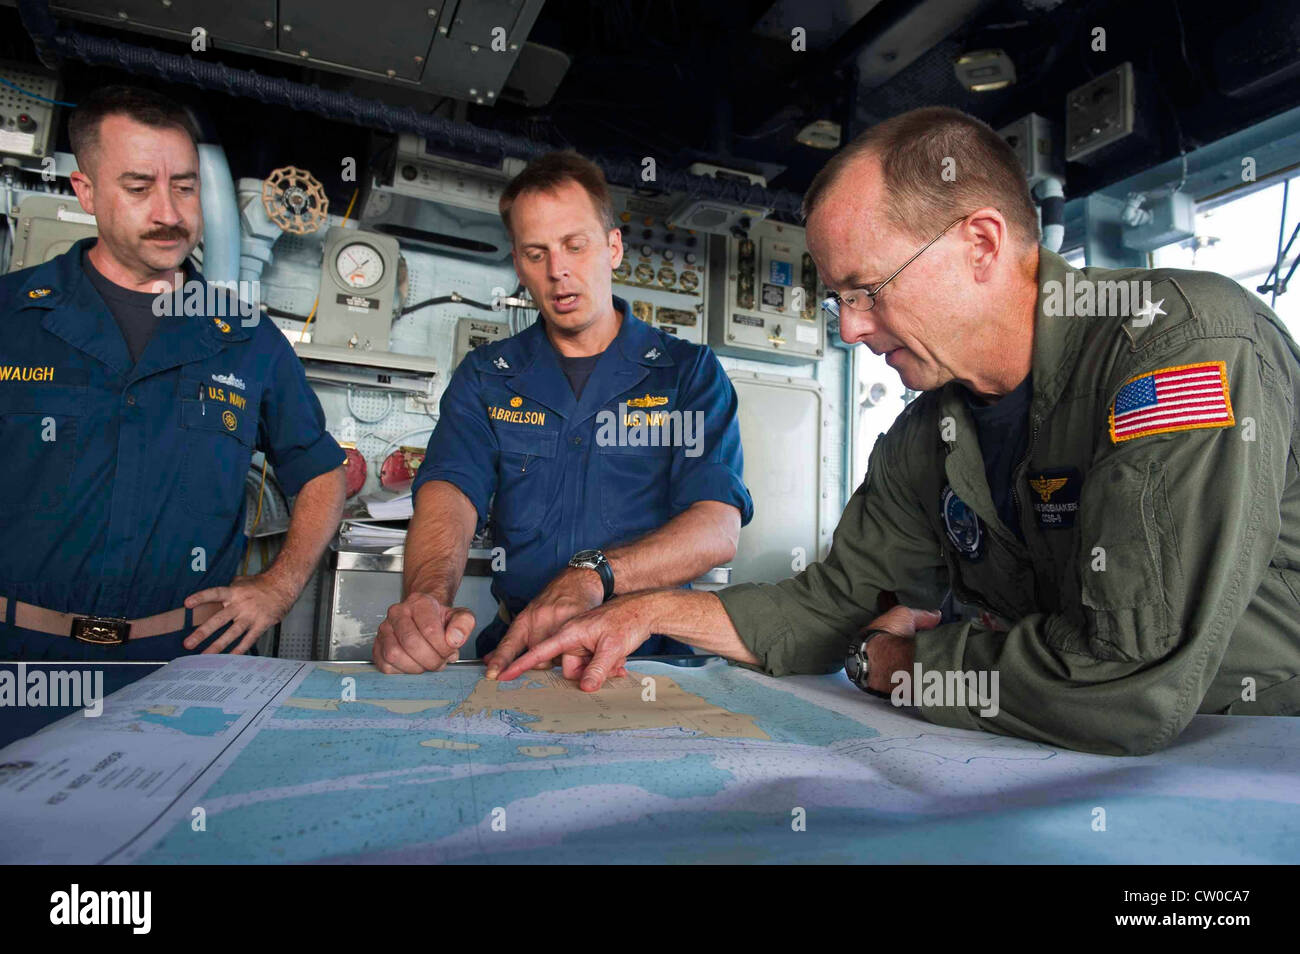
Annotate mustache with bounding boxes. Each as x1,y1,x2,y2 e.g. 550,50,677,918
141,226,189,241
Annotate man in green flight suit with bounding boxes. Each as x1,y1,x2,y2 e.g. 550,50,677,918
495,106,1300,756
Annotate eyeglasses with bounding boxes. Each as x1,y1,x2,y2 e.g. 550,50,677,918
822,215,970,318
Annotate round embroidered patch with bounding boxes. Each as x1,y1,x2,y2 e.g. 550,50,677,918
941,485,984,561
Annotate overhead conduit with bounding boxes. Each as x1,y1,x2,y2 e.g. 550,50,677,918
17,0,805,217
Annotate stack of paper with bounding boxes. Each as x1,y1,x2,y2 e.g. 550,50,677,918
360,491,414,519
340,520,407,547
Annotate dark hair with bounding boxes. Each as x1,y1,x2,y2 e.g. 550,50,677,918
499,150,615,238
802,106,1039,247
68,85,200,173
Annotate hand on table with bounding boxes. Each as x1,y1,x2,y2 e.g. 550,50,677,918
484,566,614,679
372,592,476,674
496,594,655,690
858,605,941,695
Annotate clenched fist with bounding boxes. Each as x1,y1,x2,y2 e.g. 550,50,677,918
374,593,475,674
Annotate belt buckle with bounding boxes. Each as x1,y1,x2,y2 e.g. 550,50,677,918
70,615,132,646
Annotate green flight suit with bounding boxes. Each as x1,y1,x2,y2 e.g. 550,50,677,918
715,248,1300,755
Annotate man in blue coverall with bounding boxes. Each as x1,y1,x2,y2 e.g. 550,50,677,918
0,85,346,662
375,151,753,686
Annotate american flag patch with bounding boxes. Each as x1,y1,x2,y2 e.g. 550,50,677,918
1109,361,1234,443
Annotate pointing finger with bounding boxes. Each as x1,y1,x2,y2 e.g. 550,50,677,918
498,628,584,682
486,615,531,680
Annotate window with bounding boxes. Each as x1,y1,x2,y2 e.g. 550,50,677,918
1151,174,1300,336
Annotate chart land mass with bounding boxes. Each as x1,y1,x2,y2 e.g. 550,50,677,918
453,668,770,738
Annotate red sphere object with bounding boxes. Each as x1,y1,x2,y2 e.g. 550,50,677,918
380,446,426,491
343,447,367,498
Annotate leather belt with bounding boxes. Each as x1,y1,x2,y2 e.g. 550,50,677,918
0,596,221,646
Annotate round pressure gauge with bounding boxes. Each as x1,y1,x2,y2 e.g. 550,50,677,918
335,242,385,290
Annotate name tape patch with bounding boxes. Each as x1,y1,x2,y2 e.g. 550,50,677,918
0,365,54,382
1027,467,1081,529
489,405,546,426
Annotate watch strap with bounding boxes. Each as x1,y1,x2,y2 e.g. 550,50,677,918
592,555,614,602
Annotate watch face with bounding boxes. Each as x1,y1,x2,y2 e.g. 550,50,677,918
571,549,601,564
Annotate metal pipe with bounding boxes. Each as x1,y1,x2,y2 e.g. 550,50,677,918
197,143,240,284
1034,176,1066,253
1273,179,1290,309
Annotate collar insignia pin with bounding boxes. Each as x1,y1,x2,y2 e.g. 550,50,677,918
1130,298,1166,328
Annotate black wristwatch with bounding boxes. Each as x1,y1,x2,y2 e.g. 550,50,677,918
845,628,892,698
569,548,615,602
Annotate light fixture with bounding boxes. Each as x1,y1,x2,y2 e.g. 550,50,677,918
796,119,842,150
953,49,1017,92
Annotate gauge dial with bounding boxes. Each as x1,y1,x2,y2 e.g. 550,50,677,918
335,242,385,290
